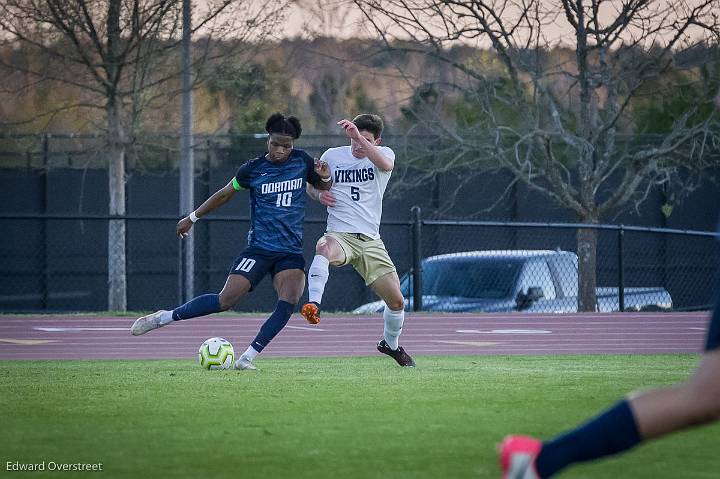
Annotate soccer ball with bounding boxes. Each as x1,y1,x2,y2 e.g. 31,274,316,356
198,337,235,370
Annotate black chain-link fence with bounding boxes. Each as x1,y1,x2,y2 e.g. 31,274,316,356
389,212,719,315
0,212,717,313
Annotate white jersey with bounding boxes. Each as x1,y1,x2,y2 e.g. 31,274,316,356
320,145,394,239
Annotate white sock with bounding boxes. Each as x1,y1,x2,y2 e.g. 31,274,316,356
383,307,404,351
308,254,330,305
159,310,173,325
242,346,259,361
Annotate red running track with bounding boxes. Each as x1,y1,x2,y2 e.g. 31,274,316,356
0,312,711,360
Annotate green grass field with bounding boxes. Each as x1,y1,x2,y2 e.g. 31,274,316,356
1,355,718,478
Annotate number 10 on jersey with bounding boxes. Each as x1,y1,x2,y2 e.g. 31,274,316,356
276,192,292,207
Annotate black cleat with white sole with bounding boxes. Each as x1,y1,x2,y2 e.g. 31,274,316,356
377,339,416,367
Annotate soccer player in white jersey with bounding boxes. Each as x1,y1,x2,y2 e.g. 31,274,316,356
301,114,415,367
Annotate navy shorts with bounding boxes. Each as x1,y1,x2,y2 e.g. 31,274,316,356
229,247,305,290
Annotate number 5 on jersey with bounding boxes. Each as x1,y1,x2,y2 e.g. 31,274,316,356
350,186,360,201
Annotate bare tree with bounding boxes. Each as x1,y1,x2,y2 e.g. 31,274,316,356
0,0,285,311
293,0,364,38
354,0,720,311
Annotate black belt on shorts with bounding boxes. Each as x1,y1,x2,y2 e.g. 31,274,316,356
351,233,371,242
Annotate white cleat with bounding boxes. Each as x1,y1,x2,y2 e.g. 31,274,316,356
234,355,258,371
130,310,168,336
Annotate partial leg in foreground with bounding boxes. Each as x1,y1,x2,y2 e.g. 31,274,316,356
500,347,720,478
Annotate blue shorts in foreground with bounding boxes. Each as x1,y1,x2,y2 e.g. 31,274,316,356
229,247,305,290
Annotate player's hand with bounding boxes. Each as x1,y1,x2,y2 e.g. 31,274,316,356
314,158,330,179
337,119,362,141
318,190,336,207
177,217,193,238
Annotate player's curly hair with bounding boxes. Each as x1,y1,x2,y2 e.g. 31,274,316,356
265,113,302,139
352,114,383,139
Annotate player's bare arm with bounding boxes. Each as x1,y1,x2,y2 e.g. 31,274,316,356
306,183,336,207
177,181,238,238
337,119,394,171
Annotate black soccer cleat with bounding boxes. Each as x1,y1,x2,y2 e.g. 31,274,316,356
377,339,416,367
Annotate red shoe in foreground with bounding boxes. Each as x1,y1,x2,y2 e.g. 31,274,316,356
301,302,321,325
499,435,542,479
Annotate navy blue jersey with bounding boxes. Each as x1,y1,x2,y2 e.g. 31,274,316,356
232,149,323,254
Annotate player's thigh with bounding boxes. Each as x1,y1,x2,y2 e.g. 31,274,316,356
222,249,275,308
316,234,347,265
218,274,252,310
371,271,405,311
229,249,273,288
273,268,306,304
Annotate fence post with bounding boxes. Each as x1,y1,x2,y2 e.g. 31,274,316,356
618,225,625,312
41,134,49,309
180,0,195,303
200,139,212,292
411,206,423,311
178,237,186,304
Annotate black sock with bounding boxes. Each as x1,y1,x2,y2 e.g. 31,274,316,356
171,294,221,321
536,399,642,477
250,300,295,352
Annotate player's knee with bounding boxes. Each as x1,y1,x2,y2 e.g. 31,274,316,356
686,382,720,425
707,402,720,423
691,399,720,425
315,241,332,258
386,296,405,311
699,388,720,423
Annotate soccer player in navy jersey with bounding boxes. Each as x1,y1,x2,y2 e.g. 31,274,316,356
499,95,720,479
130,113,332,370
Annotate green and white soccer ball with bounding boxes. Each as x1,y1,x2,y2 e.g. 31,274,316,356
198,337,235,370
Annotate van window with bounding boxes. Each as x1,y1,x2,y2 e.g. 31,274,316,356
517,260,557,300
402,257,522,299
549,255,578,298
